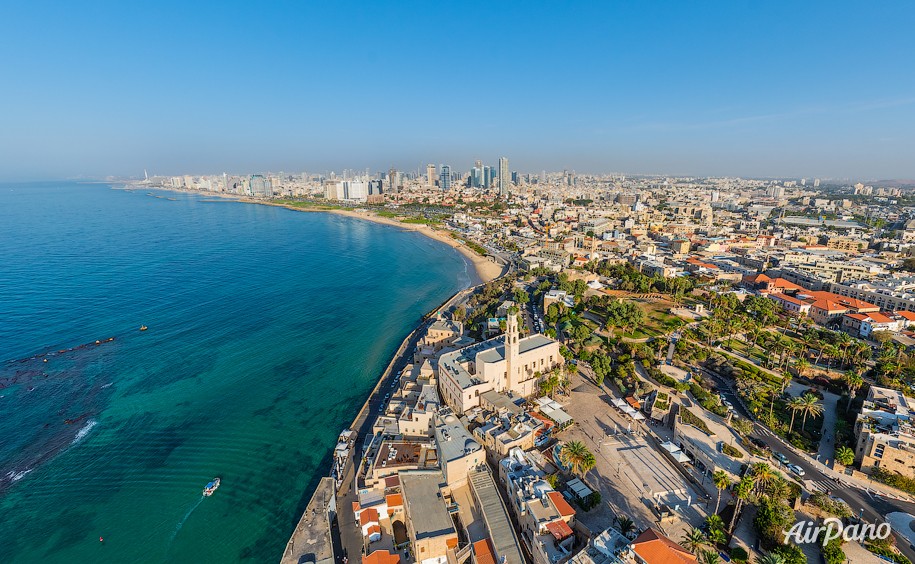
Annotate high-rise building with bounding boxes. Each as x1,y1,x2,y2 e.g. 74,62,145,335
344,178,367,201
250,174,267,197
439,165,451,191
426,164,437,188
498,157,510,198
483,166,492,189
471,160,483,188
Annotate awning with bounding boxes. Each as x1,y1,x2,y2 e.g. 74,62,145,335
612,398,626,408
672,451,691,463
660,441,680,453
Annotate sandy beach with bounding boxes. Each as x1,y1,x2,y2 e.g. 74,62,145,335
324,208,504,284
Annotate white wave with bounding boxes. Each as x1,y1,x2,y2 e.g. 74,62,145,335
71,420,97,444
100,382,113,389
6,469,34,482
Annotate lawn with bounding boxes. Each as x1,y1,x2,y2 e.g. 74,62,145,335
596,296,683,339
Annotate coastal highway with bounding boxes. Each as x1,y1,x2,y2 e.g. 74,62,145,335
701,367,915,561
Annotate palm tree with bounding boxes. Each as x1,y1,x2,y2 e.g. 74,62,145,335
749,463,778,494
706,514,725,533
794,358,811,378
728,476,754,533
558,441,596,476
822,344,840,373
707,527,727,546
700,550,721,564
798,393,824,432
787,396,805,433
755,554,785,564
681,527,706,554
851,340,871,368
843,370,864,410
835,446,855,467
764,476,790,502
616,516,635,537
836,332,852,369
712,470,731,515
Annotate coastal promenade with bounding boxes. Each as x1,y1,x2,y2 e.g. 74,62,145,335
281,271,506,563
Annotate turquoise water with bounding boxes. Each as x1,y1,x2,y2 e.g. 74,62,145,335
0,183,470,563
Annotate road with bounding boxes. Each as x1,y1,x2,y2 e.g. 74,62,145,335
700,366,915,562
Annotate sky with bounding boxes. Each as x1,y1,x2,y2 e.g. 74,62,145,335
1,1,914,181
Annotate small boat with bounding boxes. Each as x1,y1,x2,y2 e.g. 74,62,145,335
139,325,148,331
203,477,220,496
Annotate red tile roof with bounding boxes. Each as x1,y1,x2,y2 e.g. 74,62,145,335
385,494,403,507
806,291,878,312
546,519,574,540
547,491,576,517
631,528,698,564
363,550,400,564
359,508,379,526
473,539,496,564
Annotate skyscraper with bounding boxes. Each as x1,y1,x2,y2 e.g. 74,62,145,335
426,164,437,188
439,165,451,191
498,157,510,198
483,166,492,189
471,160,483,188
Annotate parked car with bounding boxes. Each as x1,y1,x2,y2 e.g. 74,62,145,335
790,464,806,477
774,452,789,465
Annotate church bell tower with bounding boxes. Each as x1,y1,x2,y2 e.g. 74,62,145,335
504,307,520,392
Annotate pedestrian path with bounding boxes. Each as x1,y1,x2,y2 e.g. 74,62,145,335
805,478,841,493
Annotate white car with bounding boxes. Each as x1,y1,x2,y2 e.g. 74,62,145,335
789,464,806,477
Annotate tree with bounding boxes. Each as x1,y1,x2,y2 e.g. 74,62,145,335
771,545,805,564
452,306,466,322
842,370,864,409
616,516,635,537
712,470,731,515
558,441,596,476
754,553,785,564
728,476,754,533
749,463,778,496
787,396,805,434
798,393,824,432
700,550,721,564
732,417,754,438
835,446,855,467
512,288,530,305
794,358,810,378
681,527,706,554
707,527,727,546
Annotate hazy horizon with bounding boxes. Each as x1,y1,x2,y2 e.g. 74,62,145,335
2,1,914,181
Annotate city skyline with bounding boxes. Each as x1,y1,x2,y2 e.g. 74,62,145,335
2,2,915,180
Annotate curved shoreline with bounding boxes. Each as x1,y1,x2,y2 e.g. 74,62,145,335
124,186,504,285
255,202,504,285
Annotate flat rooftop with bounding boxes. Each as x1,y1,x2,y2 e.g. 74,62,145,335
434,414,483,463
400,471,456,540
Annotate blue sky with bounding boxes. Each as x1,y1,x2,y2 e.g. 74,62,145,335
1,1,914,180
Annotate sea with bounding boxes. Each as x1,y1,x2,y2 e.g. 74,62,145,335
0,182,471,563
